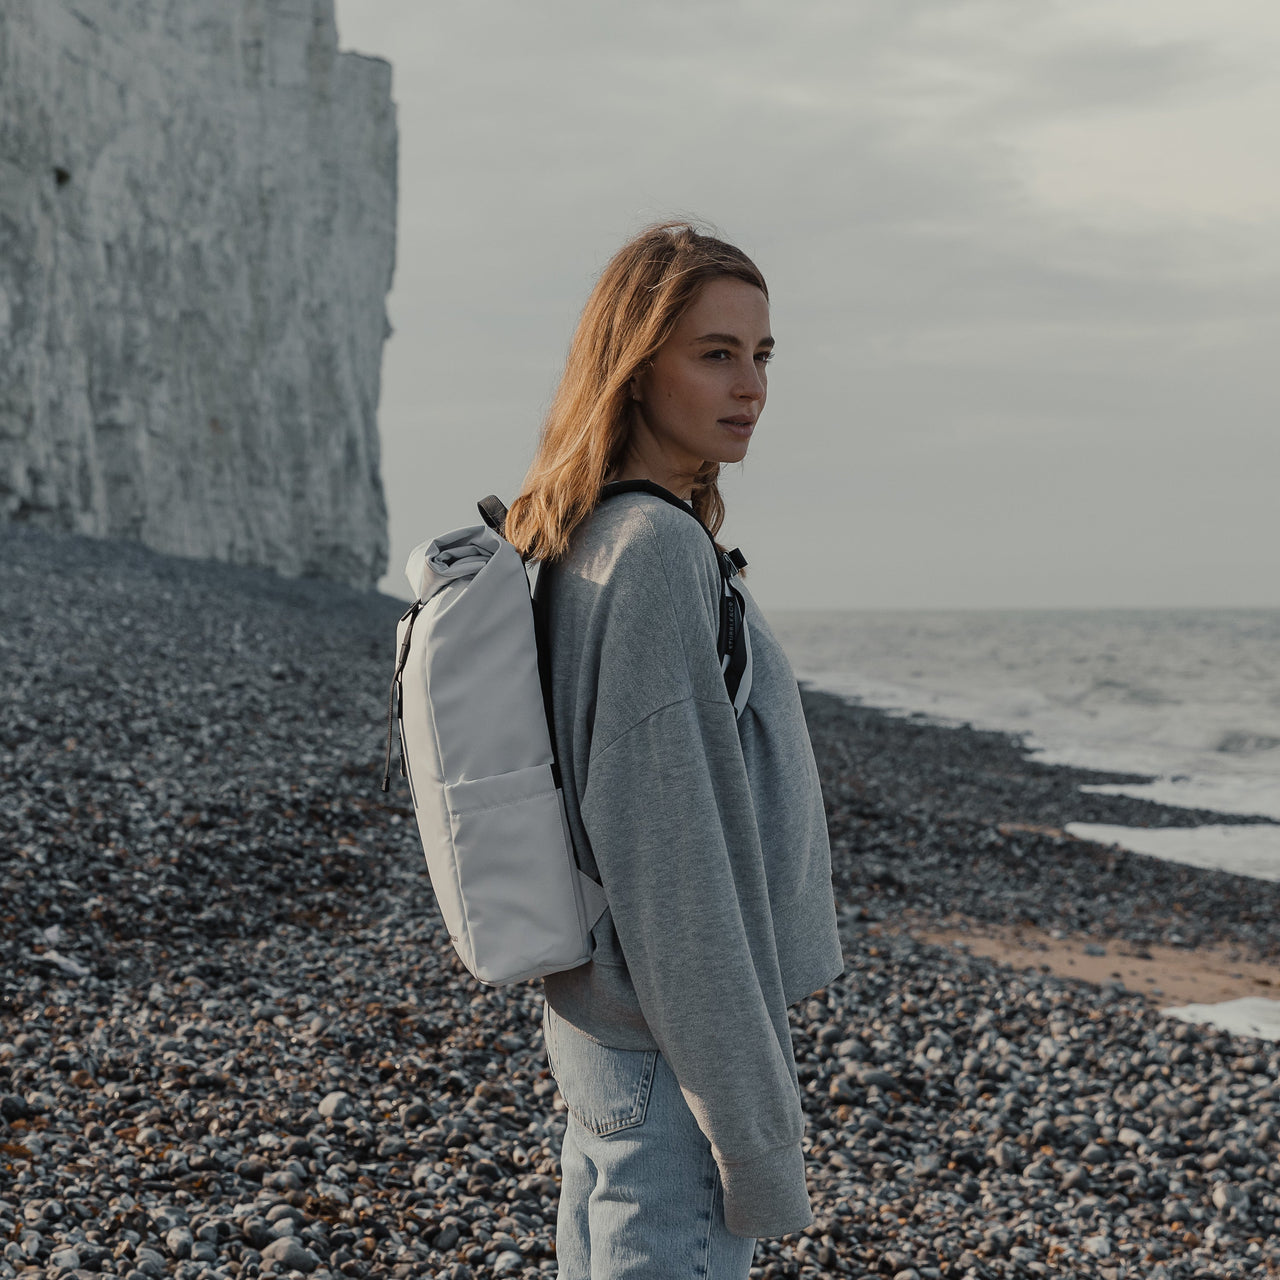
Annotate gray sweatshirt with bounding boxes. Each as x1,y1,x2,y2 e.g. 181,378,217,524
539,490,844,1238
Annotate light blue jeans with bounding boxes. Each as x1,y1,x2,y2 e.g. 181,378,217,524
542,1000,757,1279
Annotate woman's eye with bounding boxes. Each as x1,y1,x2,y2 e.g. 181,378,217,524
704,349,731,361
756,351,774,364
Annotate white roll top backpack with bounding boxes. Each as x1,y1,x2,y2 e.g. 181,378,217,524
381,482,750,986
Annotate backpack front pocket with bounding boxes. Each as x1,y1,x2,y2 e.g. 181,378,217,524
443,763,589,984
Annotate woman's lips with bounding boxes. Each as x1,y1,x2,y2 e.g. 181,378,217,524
719,417,755,437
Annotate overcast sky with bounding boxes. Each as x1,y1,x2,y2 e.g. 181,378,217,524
332,0,1278,611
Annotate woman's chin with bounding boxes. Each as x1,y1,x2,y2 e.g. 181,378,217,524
715,440,752,465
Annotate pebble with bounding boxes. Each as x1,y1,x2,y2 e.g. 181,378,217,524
318,1090,355,1120
1,525,1278,1280
165,1226,193,1258
259,1236,319,1272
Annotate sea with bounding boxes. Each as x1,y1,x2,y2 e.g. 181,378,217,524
769,607,1280,880
769,607,1280,1039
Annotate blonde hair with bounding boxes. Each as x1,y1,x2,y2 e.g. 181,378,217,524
504,220,768,562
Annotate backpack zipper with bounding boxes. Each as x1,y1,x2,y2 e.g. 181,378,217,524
381,600,423,791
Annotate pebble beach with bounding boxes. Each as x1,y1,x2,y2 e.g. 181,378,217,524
3,525,1279,1280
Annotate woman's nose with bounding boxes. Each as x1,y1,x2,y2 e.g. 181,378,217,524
736,367,765,400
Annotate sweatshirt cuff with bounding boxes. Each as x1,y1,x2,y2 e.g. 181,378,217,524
718,1140,814,1239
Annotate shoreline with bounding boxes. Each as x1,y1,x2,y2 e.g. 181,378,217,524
775,605,1280,833
799,685,1280,965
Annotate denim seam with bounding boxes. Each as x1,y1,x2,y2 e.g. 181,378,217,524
584,1048,656,1136
699,1141,717,1277
560,1041,658,1137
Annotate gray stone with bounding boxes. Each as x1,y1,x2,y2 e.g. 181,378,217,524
0,1095,29,1120
235,1157,269,1182
266,1205,307,1225
149,1207,189,1232
241,1217,273,1249
1029,1119,1056,1144
828,1076,860,1103
319,1090,355,1120
432,1224,461,1251
78,1244,109,1269
1213,1183,1249,1211
134,1248,166,1277
0,0,395,588
165,1226,193,1259
403,1102,431,1127
990,1141,1023,1171
48,1246,80,1273
855,1067,900,1090
980,1227,1011,1254
260,1236,319,1273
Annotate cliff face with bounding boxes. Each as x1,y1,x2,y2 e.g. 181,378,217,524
0,0,396,588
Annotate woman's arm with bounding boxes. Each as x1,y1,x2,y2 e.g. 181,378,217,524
581,693,813,1237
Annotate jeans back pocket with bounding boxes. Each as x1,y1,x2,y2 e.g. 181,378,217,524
543,1003,658,1136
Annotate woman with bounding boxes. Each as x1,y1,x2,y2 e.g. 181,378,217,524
505,222,844,1279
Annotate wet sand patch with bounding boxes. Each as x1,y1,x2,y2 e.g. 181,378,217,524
889,912,1280,1008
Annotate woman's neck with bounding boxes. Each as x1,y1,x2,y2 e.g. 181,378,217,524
610,438,698,501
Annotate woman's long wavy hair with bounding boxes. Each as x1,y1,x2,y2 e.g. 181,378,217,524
504,221,768,563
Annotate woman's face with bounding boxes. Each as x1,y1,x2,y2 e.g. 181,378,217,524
627,277,772,496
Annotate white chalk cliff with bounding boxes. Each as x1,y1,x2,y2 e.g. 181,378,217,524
0,0,396,587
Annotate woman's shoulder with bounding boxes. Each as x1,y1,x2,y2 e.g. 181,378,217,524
571,492,718,578
556,493,721,635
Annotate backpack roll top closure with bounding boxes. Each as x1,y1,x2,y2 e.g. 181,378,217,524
405,525,501,603
415,533,552,781
395,523,596,985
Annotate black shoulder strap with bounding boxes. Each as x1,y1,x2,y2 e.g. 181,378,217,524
599,478,693,512
529,562,562,789
597,480,750,714
477,495,508,536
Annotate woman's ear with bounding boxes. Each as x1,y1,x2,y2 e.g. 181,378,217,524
630,357,654,403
